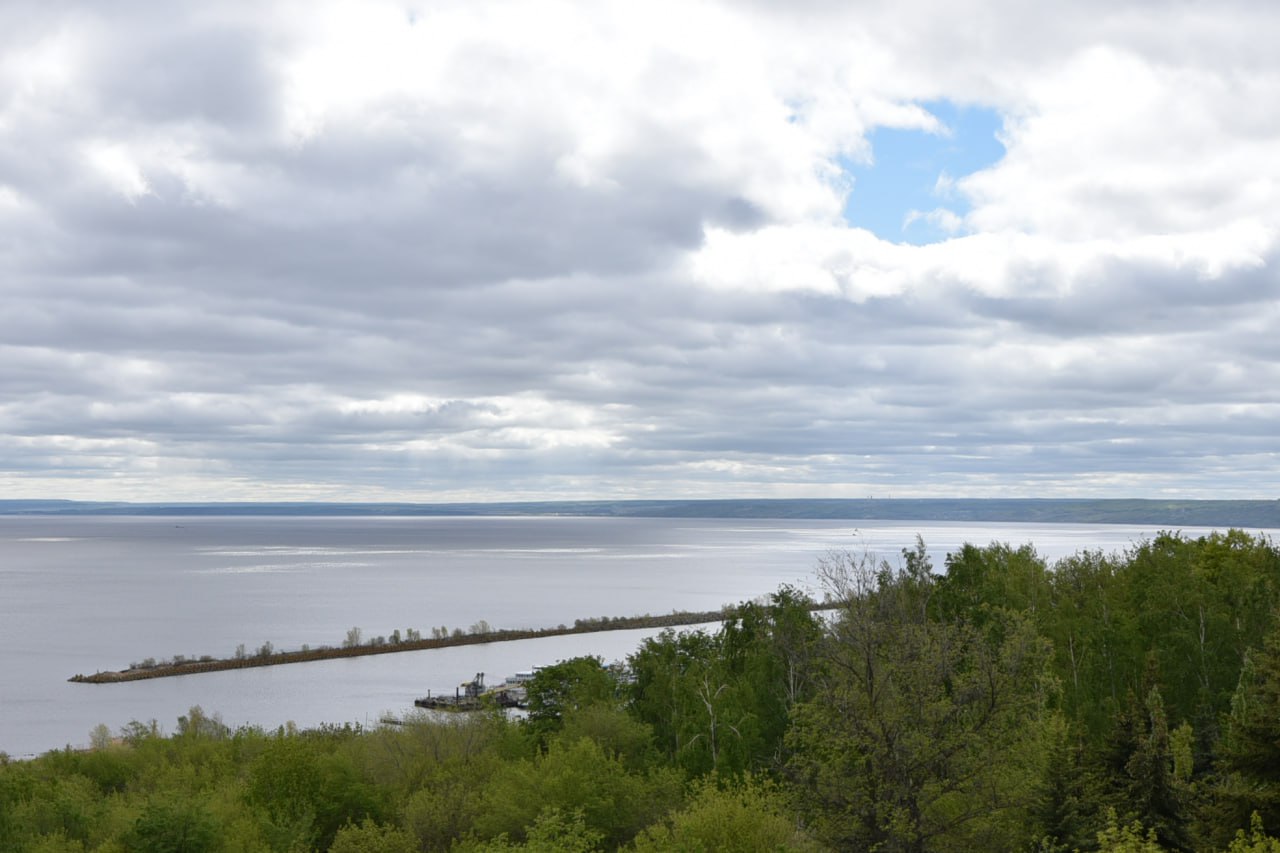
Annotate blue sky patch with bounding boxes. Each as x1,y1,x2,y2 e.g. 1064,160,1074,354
840,101,1004,245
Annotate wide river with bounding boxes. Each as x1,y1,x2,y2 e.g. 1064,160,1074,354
2,515,1273,758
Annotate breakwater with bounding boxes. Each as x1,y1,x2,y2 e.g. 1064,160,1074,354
68,604,836,684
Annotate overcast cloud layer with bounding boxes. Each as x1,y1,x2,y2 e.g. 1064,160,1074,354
2,0,1278,501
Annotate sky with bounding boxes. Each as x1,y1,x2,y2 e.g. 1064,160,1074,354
1,0,1278,502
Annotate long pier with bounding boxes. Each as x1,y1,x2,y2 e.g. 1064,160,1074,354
68,604,834,684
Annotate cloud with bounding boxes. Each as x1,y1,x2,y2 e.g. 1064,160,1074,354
0,0,1277,501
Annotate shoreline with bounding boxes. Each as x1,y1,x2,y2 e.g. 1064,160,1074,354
68,604,837,684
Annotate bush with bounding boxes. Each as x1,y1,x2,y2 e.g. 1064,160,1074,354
330,819,417,853
633,776,819,852
128,798,220,853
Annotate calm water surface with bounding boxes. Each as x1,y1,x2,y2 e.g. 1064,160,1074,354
1,515,1270,757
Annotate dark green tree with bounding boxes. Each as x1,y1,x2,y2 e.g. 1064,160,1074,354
629,588,822,776
127,797,220,853
1043,549,1129,737
1032,715,1098,852
1125,688,1191,851
788,550,1054,852
525,656,619,745
1207,618,1280,844
246,733,384,850
937,541,1050,626
628,628,742,775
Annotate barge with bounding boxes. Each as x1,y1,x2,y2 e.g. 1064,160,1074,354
414,671,531,711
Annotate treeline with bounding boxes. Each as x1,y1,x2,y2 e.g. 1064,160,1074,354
10,529,1280,851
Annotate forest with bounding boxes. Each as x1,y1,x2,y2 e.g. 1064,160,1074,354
5,529,1280,852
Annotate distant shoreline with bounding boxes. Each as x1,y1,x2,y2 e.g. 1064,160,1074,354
7,498,1280,527
68,604,838,684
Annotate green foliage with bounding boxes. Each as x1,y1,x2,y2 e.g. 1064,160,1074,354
1227,814,1280,853
246,732,384,850
1041,548,1126,733
525,657,619,744
1096,809,1168,852
1032,714,1097,853
1170,722,1195,784
176,706,229,740
404,779,487,852
1120,688,1191,850
789,549,1054,852
633,775,820,852
1053,532,1280,739
558,704,658,770
628,587,822,777
1207,617,1280,844
716,587,824,761
460,808,604,852
88,724,112,752
24,836,87,853
473,736,683,849
629,628,720,773
380,714,511,849
329,819,416,853
120,719,162,745
127,797,221,853
937,541,1051,625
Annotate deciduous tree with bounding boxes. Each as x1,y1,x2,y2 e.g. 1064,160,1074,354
788,550,1054,852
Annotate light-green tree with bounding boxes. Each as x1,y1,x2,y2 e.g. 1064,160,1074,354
633,776,822,852
1226,814,1280,853
1096,809,1167,853
175,706,228,740
88,724,113,752
472,737,681,849
329,819,417,853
